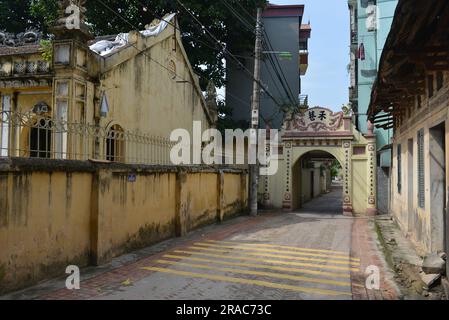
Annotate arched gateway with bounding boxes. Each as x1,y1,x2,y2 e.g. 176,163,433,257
263,107,377,216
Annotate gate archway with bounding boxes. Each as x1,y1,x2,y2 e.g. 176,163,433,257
291,150,343,212
264,107,377,216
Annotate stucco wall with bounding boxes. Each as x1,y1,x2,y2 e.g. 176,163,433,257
185,173,218,231
101,171,178,257
0,170,92,295
390,78,449,254
0,159,248,294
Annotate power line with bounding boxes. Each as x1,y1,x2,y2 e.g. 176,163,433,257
219,0,298,108
221,0,255,33
234,0,258,23
175,0,283,109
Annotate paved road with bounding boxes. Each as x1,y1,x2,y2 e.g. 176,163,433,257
99,187,357,300
4,186,398,300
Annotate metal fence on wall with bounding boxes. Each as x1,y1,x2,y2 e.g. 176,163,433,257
0,111,175,165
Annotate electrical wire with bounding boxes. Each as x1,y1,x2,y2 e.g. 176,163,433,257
176,0,284,109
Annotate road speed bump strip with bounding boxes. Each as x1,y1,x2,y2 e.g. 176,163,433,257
163,254,351,279
187,246,360,267
142,267,352,297
173,250,360,272
206,240,349,255
194,242,360,262
155,259,351,287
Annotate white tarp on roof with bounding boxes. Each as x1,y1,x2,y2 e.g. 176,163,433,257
89,13,176,56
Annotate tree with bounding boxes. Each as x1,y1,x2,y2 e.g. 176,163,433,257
0,0,266,89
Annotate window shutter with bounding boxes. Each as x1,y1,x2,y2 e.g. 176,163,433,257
417,129,425,208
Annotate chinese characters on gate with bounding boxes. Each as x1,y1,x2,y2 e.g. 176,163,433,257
308,110,327,122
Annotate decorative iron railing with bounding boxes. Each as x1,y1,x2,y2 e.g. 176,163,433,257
0,111,175,165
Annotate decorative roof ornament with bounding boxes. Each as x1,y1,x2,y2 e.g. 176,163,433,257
51,0,93,41
0,29,43,47
205,81,218,124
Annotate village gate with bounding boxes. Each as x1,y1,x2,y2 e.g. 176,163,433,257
263,107,377,216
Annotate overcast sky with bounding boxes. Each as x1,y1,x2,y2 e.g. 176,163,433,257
270,0,350,111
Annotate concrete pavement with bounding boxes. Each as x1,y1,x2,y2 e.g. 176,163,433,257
2,187,400,300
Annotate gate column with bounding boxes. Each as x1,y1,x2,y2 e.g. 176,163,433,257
342,140,353,216
365,121,377,216
282,141,293,210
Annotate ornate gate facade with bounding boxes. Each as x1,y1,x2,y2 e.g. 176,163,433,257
264,107,377,216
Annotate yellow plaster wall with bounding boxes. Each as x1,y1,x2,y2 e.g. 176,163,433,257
99,36,210,139
0,171,92,293
352,160,368,215
185,172,218,230
100,172,178,257
0,165,248,294
223,173,246,217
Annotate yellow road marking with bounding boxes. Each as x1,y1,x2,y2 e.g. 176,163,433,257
194,242,360,262
173,250,360,272
142,267,352,297
187,246,360,267
163,254,351,279
207,240,348,255
155,259,351,287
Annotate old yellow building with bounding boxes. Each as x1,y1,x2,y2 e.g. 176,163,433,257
369,1,449,256
0,5,216,163
0,3,247,295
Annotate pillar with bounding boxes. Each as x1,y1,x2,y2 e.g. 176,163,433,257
89,168,113,265
342,140,353,216
217,170,224,222
283,141,293,210
175,170,188,236
365,121,377,216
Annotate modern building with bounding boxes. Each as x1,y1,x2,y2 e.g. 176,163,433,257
368,0,449,259
226,3,311,129
348,0,397,213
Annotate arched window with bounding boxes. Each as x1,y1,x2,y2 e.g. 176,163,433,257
106,124,125,162
29,117,52,158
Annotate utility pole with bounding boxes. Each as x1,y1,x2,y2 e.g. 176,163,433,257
249,7,262,217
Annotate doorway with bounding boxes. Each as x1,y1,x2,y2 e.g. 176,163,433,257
429,122,446,252
291,150,343,214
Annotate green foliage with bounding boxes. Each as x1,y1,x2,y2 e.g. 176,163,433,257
0,0,34,33
39,39,52,62
29,0,59,33
330,159,342,179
